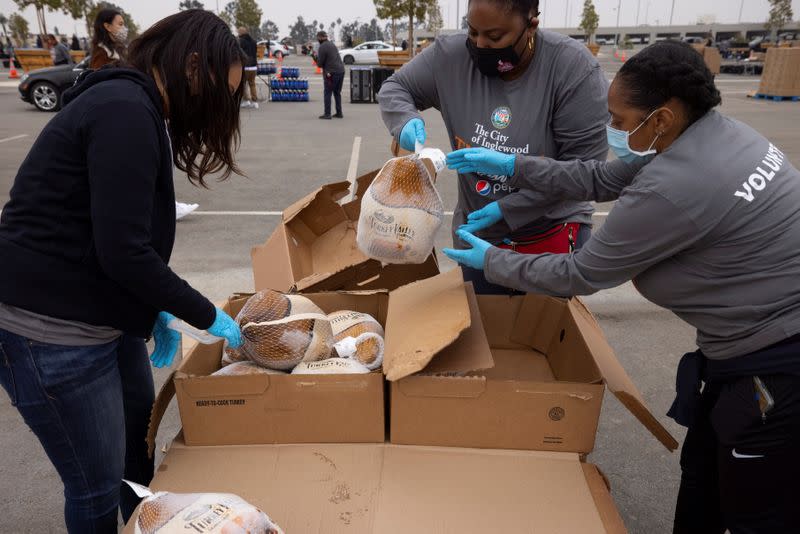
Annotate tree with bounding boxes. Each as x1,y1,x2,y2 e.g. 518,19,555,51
579,0,599,44
87,2,139,39
235,0,262,36
62,0,92,36
218,1,236,29
402,0,436,56
0,14,8,40
261,19,279,40
426,1,443,32
289,15,309,44
375,0,404,46
9,12,29,46
766,0,793,32
13,0,63,37
179,0,205,9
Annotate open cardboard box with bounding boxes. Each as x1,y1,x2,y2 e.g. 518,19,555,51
251,170,439,293
125,434,626,534
165,270,473,447
385,270,679,453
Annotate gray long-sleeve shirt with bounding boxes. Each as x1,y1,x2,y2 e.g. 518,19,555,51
317,40,344,74
485,111,800,360
378,31,609,245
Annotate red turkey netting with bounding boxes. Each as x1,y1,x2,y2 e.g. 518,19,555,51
134,491,283,534
223,290,334,371
357,151,445,264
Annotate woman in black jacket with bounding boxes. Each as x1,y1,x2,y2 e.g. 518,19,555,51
0,10,245,533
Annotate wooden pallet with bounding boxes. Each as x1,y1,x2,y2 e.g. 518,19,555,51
747,92,800,102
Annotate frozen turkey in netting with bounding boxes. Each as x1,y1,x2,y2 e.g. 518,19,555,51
291,357,371,374
229,290,334,371
211,361,287,377
134,491,283,534
328,310,385,370
357,151,445,264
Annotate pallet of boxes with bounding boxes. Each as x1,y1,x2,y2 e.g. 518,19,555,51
125,147,678,533
752,47,800,101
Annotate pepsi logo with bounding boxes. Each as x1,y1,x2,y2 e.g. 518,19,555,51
475,180,491,196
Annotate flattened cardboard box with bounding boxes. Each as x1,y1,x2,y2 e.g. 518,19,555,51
125,435,626,534
384,271,678,453
169,271,474,447
251,170,439,293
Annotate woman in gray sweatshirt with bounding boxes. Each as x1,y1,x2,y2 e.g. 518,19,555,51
445,40,800,533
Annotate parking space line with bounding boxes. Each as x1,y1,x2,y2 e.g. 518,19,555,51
0,134,28,144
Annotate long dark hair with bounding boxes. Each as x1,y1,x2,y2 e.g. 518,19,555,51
127,9,246,186
92,9,124,57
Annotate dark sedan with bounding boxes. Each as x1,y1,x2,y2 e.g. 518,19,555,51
18,56,90,112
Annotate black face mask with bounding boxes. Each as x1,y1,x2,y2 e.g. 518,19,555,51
466,23,531,77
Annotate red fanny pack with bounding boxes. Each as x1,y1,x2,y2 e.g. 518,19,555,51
497,223,581,254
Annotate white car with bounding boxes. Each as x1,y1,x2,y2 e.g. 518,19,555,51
339,41,401,65
257,40,292,59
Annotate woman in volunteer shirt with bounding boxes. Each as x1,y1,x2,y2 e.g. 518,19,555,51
377,0,608,294
0,11,244,533
445,40,800,533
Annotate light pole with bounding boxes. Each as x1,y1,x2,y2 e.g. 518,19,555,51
645,1,651,25
669,0,676,25
615,0,622,49
738,0,744,23
457,0,460,32
542,0,547,26
636,0,641,26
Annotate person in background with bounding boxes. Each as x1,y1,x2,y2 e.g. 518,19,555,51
401,39,408,51
378,0,608,294
237,26,259,110
0,11,245,533
47,34,73,66
316,30,345,120
89,8,127,69
71,34,81,51
444,40,800,533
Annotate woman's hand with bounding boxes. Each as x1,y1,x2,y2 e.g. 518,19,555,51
207,307,243,349
447,147,516,177
399,118,427,152
460,201,503,233
443,230,493,271
150,311,180,368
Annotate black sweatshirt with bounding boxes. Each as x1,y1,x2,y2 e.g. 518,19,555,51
239,34,258,67
0,67,216,338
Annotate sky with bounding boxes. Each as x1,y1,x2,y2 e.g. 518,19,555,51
1,0,798,39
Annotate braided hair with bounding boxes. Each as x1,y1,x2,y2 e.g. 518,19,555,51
617,40,721,126
469,0,541,18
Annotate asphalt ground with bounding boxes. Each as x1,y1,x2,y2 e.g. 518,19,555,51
0,48,798,533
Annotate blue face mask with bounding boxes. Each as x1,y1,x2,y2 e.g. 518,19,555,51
606,109,662,163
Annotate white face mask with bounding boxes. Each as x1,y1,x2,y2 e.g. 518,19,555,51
112,26,129,44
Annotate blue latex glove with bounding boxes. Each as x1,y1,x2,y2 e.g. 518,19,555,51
150,312,180,368
459,201,503,234
446,147,516,177
207,307,243,349
443,229,493,271
399,118,426,152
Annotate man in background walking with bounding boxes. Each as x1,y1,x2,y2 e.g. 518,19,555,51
315,31,344,120
238,26,259,109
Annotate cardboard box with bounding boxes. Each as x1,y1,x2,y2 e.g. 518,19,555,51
690,44,721,75
385,272,678,453
759,48,800,97
168,271,474,447
251,170,439,293
125,435,626,534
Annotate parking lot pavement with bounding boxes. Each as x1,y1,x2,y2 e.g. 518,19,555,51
1,52,799,533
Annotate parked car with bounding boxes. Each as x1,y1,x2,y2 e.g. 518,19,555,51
257,40,292,59
339,41,401,65
18,56,89,112
749,36,773,50
778,32,797,42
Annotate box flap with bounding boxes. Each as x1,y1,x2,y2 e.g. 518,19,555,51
582,463,628,534
383,269,472,381
568,298,679,452
251,224,295,292
282,180,350,223
146,370,176,459
510,293,568,353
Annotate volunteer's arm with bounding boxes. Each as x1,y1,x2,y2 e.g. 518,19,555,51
377,45,440,139
316,42,329,71
85,100,216,330
496,62,609,230
484,188,701,295
509,156,647,203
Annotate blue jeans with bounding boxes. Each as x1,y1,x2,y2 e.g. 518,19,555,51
0,329,155,533
324,71,344,116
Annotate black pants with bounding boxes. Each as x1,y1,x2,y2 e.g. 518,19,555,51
674,374,800,533
323,71,344,116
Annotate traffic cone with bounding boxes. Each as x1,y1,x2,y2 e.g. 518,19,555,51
8,56,20,79
620,51,627,62
613,49,619,58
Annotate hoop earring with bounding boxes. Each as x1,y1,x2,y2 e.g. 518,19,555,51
528,36,533,50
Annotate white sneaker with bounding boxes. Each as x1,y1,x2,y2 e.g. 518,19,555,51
240,101,252,109
175,202,199,220
252,101,260,109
